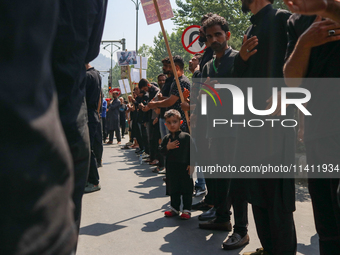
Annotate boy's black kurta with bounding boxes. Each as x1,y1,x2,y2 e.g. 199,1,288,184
160,130,193,196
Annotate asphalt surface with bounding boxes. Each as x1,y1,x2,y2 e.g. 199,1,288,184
77,137,319,255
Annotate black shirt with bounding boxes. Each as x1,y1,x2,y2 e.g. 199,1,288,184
201,47,239,138
286,14,340,141
160,76,174,118
233,4,291,78
169,75,191,132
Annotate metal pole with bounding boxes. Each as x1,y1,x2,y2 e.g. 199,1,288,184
136,0,139,53
110,42,113,88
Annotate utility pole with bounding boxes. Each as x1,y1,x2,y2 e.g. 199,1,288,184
101,39,126,92
130,0,141,53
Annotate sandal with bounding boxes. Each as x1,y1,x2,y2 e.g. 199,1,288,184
149,159,159,165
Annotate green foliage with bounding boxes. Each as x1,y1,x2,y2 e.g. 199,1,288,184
137,0,290,82
139,30,193,82
173,0,251,50
172,0,289,50
110,64,121,88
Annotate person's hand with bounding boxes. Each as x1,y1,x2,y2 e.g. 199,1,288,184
153,117,158,125
239,35,258,62
266,91,286,116
187,165,194,175
167,139,179,150
199,77,219,98
183,88,190,100
298,16,340,49
147,101,157,109
142,105,150,112
181,102,190,112
190,113,197,128
297,128,304,142
283,0,328,15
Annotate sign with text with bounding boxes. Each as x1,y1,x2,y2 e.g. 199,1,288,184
141,0,173,25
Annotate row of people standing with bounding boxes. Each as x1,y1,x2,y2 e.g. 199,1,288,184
187,1,340,254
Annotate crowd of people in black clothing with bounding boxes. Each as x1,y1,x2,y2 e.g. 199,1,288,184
104,1,340,255
2,0,340,254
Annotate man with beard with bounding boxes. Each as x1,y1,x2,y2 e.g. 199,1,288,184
158,57,174,139
232,1,295,255
148,56,191,133
195,14,249,251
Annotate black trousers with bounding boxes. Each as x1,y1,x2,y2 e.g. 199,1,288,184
150,120,161,161
120,120,125,138
94,119,103,164
88,121,99,185
252,205,297,255
108,126,121,142
102,117,106,141
306,134,340,255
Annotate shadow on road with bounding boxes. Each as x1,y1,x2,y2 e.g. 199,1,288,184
80,208,163,236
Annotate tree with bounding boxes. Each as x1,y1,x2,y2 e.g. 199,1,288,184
139,30,194,82
173,0,288,50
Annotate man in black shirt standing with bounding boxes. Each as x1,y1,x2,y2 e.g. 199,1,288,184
196,14,249,251
148,56,191,133
284,13,340,255
84,63,101,193
232,1,296,255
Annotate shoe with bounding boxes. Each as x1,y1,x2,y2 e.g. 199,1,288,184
198,207,216,221
149,159,159,165
84,183,101,193
106,141,113,144
199,218,232,231
180,211,191,220
164,210,179,217
222,233,249,250
144,158,152,162
162,177,167,182
191,200,211,211
158,167,166,174
136,150,145,156
126,142,133,146
194,187,206,197
142,152,149,158
121,145,130,149
117,141,121,144
152,167,160,173
243,248,269,255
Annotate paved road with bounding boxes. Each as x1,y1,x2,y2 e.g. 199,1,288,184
77,138,319,255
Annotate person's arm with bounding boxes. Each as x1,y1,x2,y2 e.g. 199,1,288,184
284,0,340,23
97,93,101,117
284,16,340,87
297,107,305,142
148,94,179,109
232,34,258,77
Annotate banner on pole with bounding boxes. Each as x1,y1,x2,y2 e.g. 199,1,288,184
141,0,173,25
134,56,148,69
118,79,131,94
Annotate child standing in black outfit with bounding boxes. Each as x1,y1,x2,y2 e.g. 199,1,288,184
160,109,193,219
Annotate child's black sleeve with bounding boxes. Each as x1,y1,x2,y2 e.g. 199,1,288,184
159,135,169,156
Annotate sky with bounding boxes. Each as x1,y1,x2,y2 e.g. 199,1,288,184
99,0,180,63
